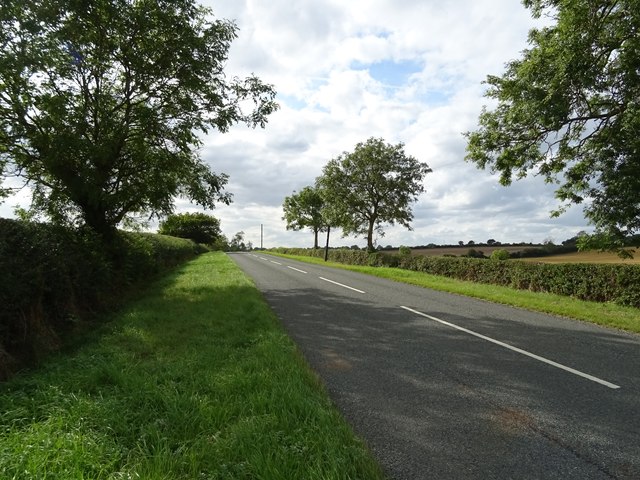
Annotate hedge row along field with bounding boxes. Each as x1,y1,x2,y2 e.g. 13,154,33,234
272,248,640,308
0,218,205,380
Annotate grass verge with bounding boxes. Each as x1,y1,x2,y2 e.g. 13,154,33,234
0,252,385,480
268,253,640,334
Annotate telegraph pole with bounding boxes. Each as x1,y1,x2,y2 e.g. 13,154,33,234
260,224,263,249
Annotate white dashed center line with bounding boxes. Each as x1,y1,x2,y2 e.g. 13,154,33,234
319,277,365,294
400,306,620,389
287,266,308,274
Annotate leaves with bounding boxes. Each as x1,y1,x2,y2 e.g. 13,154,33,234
465,0,640,250
282,186,326,248
158,212,222,245
317,137,431,251
0,0,277,237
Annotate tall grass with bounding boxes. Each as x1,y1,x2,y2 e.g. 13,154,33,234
0,252,384,479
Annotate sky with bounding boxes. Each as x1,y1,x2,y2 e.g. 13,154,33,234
0,0,593,249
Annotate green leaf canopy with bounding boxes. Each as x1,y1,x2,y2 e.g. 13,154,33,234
158,212,221,245
0,0,278,237
465,0,640,249
282,186,326,249
317,137,431,252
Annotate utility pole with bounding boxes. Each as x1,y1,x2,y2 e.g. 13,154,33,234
260,224,263,250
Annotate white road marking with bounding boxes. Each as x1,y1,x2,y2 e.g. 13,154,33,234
270,260,283,265
259,257,269,261
287,266,308,274
319,277,365,294
400,306,621,390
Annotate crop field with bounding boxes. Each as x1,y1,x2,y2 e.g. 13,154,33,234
394,246,639,264
401,245,545,257
519,250,640,264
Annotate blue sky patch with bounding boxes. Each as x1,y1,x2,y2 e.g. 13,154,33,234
353,59,423,88
277,93,307,110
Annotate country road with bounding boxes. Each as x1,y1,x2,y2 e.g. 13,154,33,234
228,252,640,480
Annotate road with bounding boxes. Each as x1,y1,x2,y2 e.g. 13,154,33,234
229,252,640,479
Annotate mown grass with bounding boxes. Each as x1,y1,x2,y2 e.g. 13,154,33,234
268,253,640,334
0,252,385,480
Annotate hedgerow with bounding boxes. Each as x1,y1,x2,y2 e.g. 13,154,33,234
272,247,640,308
0,219,203,379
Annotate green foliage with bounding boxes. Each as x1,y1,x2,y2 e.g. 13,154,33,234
464,248,486,259
490,249,510,261
282,186,327,248
158,212,222,245
0,253,385,479
465,0,640,251
398,245,412,256
228,231,249,252
272,247,375,266
0,0,277,237
508,244,578,259
210,234,230,251
577,231,637,259
317,137,432,252
272,247,640,308
0,218,200,379
406,257,640,307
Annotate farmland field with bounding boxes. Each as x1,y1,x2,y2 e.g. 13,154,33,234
399,245,545,257
519,250,640,264
394,246,639,264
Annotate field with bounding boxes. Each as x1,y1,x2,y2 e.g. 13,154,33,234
520,250,640,264
397,246,639,264
407,245,543,257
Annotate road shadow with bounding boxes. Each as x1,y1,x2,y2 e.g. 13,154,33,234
259,283,640,480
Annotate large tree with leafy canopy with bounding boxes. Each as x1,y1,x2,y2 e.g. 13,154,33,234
317,137,431,252
465,0,640,254
0,0,277,239
158,212,222,245
282,185,327,248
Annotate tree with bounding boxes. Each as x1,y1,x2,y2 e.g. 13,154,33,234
211,234,229,251
282,186,327,248
490,249,510,261
317,137,431,252
158,212,221,245
465,0,640,255
0,0,277,239
229,231,246,251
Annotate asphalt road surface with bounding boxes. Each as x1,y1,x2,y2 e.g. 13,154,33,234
229,252,640,479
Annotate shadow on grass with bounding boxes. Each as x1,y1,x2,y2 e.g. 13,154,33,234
0,254,386,479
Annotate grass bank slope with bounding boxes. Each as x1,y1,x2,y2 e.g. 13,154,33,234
0,252,384,480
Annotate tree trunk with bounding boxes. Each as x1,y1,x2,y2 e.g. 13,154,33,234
366,218,376,252
324,226,331,261
313,228,319,249
82,205,118,242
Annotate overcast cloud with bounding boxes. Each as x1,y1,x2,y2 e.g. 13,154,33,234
1,0,592,248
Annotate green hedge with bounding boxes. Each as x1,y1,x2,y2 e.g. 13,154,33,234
0,219,203,379
272,248,640,308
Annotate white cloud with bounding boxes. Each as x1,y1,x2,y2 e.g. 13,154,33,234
0,0,590,248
